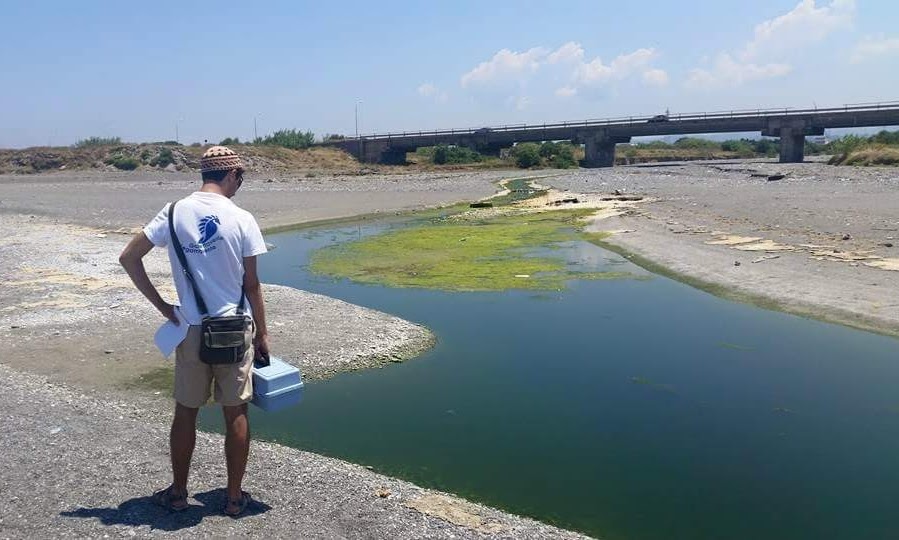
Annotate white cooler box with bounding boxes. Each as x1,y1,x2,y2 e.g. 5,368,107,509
252,356,303,412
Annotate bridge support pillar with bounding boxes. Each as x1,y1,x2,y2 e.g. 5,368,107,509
778,128,806,163
582,132,630,168
763,119,824,164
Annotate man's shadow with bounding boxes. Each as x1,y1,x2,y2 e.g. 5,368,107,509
60,489,271,531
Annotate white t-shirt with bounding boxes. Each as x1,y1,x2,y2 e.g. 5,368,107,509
143,191,267,325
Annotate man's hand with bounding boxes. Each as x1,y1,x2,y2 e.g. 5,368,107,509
254,332,271,364
160,302,179,325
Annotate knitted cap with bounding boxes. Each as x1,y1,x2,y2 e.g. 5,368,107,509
200,146,243,173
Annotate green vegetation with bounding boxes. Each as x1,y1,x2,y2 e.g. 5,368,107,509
835,145,899,166
125,365,174,392
310,181,634,292
540,142,577,168
104,154,140,170
310,207,633,291
829,130,899,166
220,137,241,145
623,136,782,161
74,136,122,148
253,129,315,149
149,147,174,168
512,143,541,168
432,144,482,164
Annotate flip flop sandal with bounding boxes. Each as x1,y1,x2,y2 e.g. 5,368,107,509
224,491,252,518
152,486,189,512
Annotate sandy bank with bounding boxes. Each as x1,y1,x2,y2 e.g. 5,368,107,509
543,160,899,336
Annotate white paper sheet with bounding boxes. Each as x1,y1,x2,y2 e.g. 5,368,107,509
153,307,189,358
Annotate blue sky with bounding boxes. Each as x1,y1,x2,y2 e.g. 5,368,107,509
2,0,897,148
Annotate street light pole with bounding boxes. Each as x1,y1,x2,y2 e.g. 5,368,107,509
355,100,362,160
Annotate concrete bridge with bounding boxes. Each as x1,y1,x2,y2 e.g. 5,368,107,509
326,101,899,167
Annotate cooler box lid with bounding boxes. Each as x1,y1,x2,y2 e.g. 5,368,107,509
253,356,302,396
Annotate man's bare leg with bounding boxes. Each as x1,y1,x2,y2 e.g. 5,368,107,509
170,403,199,501
223,403,250,511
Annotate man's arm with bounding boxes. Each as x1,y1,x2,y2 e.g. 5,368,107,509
119,232,178,324
243,255,270,359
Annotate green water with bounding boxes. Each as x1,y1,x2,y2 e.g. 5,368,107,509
200,217,899,540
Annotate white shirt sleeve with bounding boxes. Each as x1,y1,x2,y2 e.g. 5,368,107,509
143,204,171,247
241,213,268,257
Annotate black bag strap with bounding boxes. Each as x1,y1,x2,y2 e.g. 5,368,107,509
168,201,247,317
168,200,210,316
169,201,247,317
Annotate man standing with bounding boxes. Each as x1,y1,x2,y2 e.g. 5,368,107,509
119,146,269,516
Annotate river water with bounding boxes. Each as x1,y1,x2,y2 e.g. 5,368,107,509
200,216,899,540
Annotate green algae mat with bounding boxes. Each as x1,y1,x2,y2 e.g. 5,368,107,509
309,207,630,291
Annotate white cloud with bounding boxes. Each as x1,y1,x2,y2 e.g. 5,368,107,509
642,69,669,87
458,42,667,108
547,42,585,65
686,53,792,89
417,83,437,97
684,0,851,90
417,82,448,104
574,48,658,87
742,0,855,61
460,47,547,88
851,35,899,63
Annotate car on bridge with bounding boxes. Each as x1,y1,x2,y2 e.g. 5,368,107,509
647,114,669,123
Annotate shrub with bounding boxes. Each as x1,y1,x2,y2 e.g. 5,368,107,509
512,143,541,168
539,141,559,158
720,139,756,157
75,136,122,148
105,154,139,170
150,148,174,168
673,137,719,150
841,145,899,166
828,134,868,156
549,145,577,168
870,130,899,146
220,137,240,145
323,134,346,141
432,145,481,164
255,129,315,149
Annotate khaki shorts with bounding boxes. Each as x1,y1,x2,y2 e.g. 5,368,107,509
174,325,254,408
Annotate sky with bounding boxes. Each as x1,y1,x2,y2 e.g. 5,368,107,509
1,0,898,148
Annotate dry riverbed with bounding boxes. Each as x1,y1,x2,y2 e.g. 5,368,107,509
0,169,586,539
542,159,899,336
1,161,897,538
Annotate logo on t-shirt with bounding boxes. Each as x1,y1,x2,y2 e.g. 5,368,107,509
198,215,220,244
184,215,223,253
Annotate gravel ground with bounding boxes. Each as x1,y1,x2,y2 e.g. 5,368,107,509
3,161,897,538
0,169,590,539
0,170,522,232
542,159,899,335
0,363,588,540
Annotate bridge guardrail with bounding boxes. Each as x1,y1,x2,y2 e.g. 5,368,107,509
356,101,899,141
